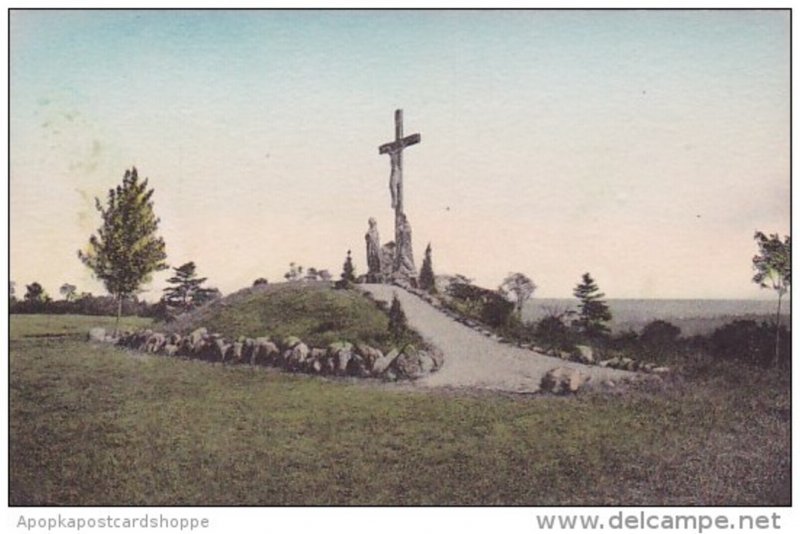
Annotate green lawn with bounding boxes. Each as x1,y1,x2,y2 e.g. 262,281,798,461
9,314,790,505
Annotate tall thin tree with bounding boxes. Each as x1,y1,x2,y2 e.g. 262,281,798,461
752,231,791,366
78,167,168,333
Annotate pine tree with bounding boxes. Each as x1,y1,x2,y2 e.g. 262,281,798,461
341,250,356,286
78,167,168,332
572,273,612,341
162,261,217,313
418,242,436,293
388,293,408,342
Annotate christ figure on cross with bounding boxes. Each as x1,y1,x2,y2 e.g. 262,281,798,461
379,109,421,214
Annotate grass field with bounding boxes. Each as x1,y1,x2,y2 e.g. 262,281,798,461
9,314,790,505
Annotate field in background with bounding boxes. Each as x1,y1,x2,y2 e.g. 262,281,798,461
524,299,789,335
9,314,789,505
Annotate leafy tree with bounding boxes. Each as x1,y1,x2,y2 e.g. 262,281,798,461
341,250,356,286
418,243,436,293
253,277,269,287
572,273,612,341
388,293,408,342
78,167,168,332
9,281,16,303
59,283,78,302
499,272,536,315
24,282,48,303
752,231,791,366
162,262,217,314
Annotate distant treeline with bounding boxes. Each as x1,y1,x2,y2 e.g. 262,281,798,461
9,295,162,318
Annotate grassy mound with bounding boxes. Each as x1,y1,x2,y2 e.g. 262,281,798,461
161,281,406,350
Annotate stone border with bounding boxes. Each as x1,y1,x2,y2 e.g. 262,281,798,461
87,326,444,381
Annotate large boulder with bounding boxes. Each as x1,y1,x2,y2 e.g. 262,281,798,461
144,333,166,353
391,345,425,379
540,367,591,395
188,327,208,347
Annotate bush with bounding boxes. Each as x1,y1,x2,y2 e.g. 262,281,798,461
708,320,790,368
446,282,514,328
640,320,681,347
534,315,576,353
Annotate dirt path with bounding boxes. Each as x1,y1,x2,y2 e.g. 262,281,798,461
363,284,633,393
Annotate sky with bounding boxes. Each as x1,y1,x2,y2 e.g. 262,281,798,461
9,9,790,300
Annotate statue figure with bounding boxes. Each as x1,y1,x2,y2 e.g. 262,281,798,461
365,217,383,282
393,212,416,278
389,151,400,210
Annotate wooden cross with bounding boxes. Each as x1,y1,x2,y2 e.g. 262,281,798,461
379,109,421,213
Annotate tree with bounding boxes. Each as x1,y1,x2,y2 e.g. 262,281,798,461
499,272,536,315
418,243,436,293
388,293,408,342
162,262,217,314
78,167,168,332
59,283,78,302
341,250,356,286
752,231,791,366
253,277,269,287
24,282,48,303
9,281,16,303
572,273,612,341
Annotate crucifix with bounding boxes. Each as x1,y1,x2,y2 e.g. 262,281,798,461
379,109,421,214
379,109,421,279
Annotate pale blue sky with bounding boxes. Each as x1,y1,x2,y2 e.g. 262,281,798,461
10,9,790,299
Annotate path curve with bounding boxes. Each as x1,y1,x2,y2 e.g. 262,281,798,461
363,284,633,393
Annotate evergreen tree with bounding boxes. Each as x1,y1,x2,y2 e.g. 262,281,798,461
162,261,217,313
341,250,356,286
418,242,436,293
388,293,408,342
572,273,612,341
78,167,168,332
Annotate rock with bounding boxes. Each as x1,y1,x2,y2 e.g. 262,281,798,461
282,336,302,350
418,351,436,373
392,345,425,379
287,342,310,370
252,338,279,365
188,327,208,347
230,342,244,363
652,366,671,374
214,338,231,363
356,343,382,368
540,367,591,395
346,353,370,377
145,333,166,353
88,326,106,343
372,348,400,375
164,344,179,357
575,345,595,363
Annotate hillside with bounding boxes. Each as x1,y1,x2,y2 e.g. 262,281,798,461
161,281,407,350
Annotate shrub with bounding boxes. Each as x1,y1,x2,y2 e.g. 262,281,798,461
708,320,790,368
640,320,681,347
534,314,577,353
388,294,408,342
